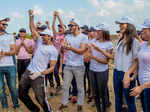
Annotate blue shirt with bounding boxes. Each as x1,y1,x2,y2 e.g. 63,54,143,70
65,33,88,66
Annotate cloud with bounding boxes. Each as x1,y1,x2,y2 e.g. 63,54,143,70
33,5,44,16
11,12,24,19
57,9,75,20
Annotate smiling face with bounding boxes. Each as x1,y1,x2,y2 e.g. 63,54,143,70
119,23,128,34
141,28,150,41
19,32,26,38
42,34,52,44
0,21,8,31
68,22,77,34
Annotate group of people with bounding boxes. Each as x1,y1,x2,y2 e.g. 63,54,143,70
0,9,150,112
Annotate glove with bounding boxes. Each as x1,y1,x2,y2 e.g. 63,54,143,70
29,72,42,80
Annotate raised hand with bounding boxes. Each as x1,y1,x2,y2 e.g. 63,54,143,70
54,11,59,17
45,21,49,26
28,9,34,16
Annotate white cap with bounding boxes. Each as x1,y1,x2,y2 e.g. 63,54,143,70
42,29,51,35
141,19,150,29
115,16,133,24
95,23,109,31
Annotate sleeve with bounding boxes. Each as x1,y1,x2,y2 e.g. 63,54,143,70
9,36,15,45
133,39,140,58
37,37,42,46
50,48,58,61
30,40,36,49
107,42,114,50
15,39,20,46
81,35,88,44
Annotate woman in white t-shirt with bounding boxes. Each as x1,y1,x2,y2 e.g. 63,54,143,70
91,21,140,112
88,24,113,112
124,19,150,112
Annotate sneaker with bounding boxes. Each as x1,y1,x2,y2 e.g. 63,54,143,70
87,96,92,104
59,104,68,111
72,96,77,104
77,105,82,112
68,96,72,101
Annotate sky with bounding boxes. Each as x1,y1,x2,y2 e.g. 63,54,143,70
0,0,150,34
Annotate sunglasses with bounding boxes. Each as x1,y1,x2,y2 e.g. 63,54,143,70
2,24,8,26
68,24,76,27
19,31,26,33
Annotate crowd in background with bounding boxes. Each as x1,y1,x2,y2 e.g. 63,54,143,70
0,9,150,112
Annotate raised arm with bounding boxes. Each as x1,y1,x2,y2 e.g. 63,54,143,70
57,12,66,32
52,11,57,37
29,9,39,41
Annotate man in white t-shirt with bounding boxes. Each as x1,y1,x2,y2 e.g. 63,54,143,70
59,20,88,112
18,10,58,112
0,18,19,110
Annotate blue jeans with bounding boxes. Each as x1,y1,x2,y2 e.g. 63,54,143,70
0,66,19,108
113,69,137,112
144,88,150,112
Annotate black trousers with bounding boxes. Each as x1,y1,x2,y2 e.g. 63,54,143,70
89,70,108,112
17,59,30,81
19,70,52,112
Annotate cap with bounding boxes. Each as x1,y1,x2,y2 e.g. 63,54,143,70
141,19,150,29
40,29,51,36
19,28,26,33
80,25,88,30
95,23,109,31
88,27,96,32
37,25,47,30
0,17,10,23
115,16,133,24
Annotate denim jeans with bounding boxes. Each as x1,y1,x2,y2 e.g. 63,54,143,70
143,88,150,112
0,66,19,108
113,69,137,112
62,65,85,105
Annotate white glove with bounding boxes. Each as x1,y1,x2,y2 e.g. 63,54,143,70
29,72,42,80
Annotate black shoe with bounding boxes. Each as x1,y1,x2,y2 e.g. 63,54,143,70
122,107,128,112
59,104,68,110
77,105,82,112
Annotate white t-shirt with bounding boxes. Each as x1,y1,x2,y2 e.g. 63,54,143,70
27,37,58,73
0,34,15,67
114,38,140,72
90,39,113,72
65,33,88,66
138,42,150,86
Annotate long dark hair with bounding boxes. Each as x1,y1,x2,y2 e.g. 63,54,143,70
97,30,110,41
118,23,137,55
